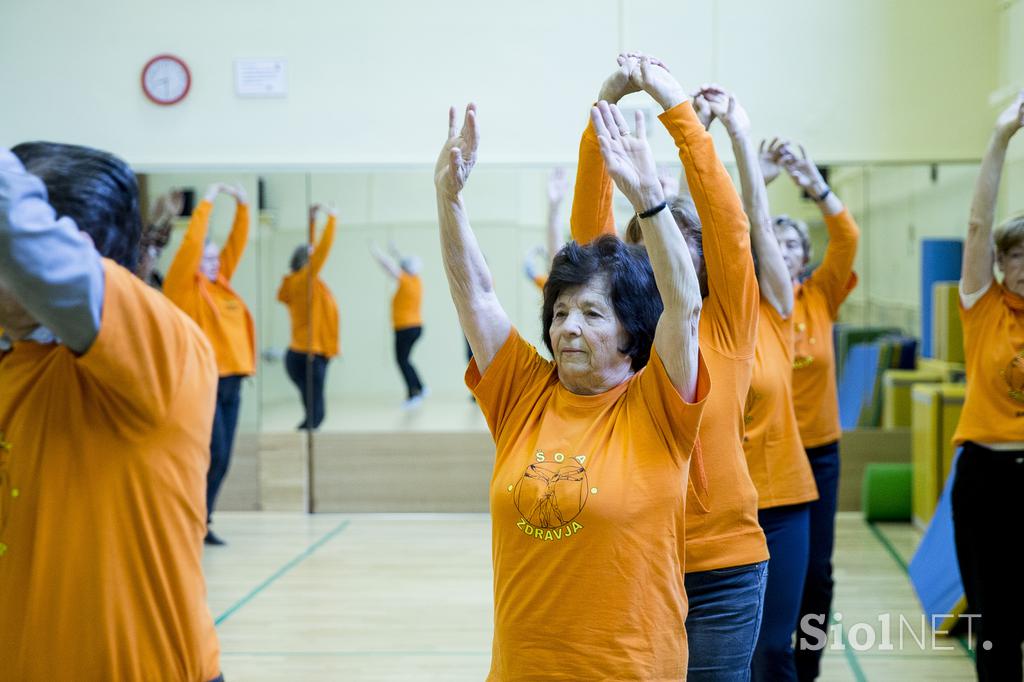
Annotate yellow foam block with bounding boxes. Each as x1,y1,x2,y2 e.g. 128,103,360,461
882,369,943,429
932,282,965,364
910,383,967,527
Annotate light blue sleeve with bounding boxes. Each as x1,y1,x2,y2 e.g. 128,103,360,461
0,149,104,353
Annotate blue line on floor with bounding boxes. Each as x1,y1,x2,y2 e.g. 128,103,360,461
215,519,351,627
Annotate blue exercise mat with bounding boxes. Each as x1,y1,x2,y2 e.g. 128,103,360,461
838,342,880,429
909,449,965,627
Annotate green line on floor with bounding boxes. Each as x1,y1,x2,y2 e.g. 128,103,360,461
835,611,869,682
215,519,351,626
865,521,975,663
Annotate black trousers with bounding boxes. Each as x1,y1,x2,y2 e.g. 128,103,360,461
395,326,424,399
208,375,243,524
285,350,329,430
952,440,1024,682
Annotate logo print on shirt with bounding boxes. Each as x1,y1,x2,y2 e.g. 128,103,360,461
1003,349,1024,404
508,451,591,541
793,322,814,369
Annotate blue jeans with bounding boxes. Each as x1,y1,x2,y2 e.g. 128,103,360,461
685,560,768,681
753,504,811,682
285,350,329,430
208,375,243,524
794,441,840,682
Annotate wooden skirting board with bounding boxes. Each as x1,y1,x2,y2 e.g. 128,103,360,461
217,428,912,514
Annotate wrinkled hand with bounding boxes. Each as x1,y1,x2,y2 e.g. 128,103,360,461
778,142,828,195
223,183,248,204
598,54,641,104
547,167,569,205
591,101,662,211
692,91,714,130
995,91,1024,142
628,55,685,112
696,84,750,136
435,104,479,198
758,138,787,185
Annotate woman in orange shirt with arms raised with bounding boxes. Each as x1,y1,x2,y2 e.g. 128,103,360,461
699,85,819,680
438,99,708,679
951,92,1024,682
278,202,340,430
164,182,256,546
764,138,859,681
371,240,427,409
572,54,768,680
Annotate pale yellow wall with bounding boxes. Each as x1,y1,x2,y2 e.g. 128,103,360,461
0,0,999,166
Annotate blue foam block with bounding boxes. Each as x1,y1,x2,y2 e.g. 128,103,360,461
920,239,962,358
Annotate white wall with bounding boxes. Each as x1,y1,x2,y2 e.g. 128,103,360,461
0,0,999,167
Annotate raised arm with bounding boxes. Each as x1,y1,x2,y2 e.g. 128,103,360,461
163,183,220,295
778,141,860,314
592,102,701,400
702,85,792,317
309,205,337,276
435,104,512,374
634,56,758,355
963,92,1024,296
218,183,250,281
569,55,640,244
370,242,400,279
546,167,569,260
0,150,103,353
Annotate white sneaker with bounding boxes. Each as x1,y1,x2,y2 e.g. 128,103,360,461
401,395,424,411
419,386,431,398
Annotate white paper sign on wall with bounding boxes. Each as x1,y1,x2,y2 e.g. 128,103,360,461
235,58,287,97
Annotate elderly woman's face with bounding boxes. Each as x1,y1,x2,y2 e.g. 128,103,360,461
549,275,634,395
201,243,221,281
998,242,1024,297
775,226,807,281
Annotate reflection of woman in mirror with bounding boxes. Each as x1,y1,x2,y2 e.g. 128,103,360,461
762,135,860,679
164,182,256,547
522,167,569,291
438,96,708,678
137,188,184,288
370,240,426,409
950,92,1024,682
277,202,339,431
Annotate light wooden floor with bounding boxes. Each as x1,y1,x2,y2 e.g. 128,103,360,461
203,512,978,681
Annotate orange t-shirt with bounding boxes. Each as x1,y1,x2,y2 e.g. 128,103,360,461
391,272,423,330
791,210,860,447
0,261,220,681
952,281,1024,444
570,102,768,572
163,199,256,377
468,329,709,680
532,273,548,291
278,215,340,358
744,299,819,508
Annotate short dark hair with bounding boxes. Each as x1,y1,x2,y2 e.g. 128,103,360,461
11,142,142,270
542,235,662,371
290,245,309,272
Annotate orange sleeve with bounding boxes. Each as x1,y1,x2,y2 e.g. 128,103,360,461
218,202,251,281
309,214,337,276
658,101,759,357
465,328,554,443
533,274,548,291
807,209,860,319
162,199,211,300
276,276,290,304
569,118,616,245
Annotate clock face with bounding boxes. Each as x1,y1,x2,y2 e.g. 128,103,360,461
142,55,190,105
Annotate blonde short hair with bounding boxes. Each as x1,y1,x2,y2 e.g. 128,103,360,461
772,214,812,263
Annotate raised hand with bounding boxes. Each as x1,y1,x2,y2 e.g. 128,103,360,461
224,183,248,204
696,84,750,136
758,138,787,185
591,101,662,211
778,142,829,197
598,54,641,104
547,167,570,205
308,202,324,225
435,104,479,198
995,91,1024,142
691,91,714,130
629,55,686,112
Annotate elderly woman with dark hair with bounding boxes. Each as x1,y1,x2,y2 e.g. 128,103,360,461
437,100,708,679
950,92,1024,682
